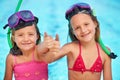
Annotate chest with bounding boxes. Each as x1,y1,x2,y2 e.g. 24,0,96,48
13,61,48,79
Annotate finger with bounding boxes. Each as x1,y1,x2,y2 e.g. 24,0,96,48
44,32,48,38
44,32,50,41
55,34,59,41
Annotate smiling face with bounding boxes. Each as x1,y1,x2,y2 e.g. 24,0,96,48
12,24,38,51
70,13,97,43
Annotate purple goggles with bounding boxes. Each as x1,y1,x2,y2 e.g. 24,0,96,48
4,10,35,29
65,3,93,20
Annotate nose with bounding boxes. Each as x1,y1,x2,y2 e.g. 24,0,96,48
23,35,29,41
80,26,86,33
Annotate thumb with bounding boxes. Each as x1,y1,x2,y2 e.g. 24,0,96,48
44,32,48,40
44,32,48,37
55,34,59,41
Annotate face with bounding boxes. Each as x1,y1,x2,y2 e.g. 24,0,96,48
70,13,97,43
12,24,38,51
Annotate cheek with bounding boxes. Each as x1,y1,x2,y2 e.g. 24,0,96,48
92,26,96,33
32,36,38,43
92,23,97,32
73,31,79,39
14,37,20,43
73,31,77,36
14,38,21,47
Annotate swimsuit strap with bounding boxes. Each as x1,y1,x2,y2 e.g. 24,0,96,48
32,52,35,61
32,46,37,61
79,42,100,56
79,42,81,55
96,43,100,56
13,55,17,65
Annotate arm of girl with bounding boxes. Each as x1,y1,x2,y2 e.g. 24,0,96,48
4,54,13,80
103,53,112,80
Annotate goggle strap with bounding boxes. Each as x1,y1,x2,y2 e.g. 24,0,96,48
98,37,117,59
3,24,9,29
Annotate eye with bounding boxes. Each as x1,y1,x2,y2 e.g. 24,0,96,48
29,33,34,36
29,33,34,35
74,26,80,31
84,23,89,26
28,32,36,36
18,34,23,36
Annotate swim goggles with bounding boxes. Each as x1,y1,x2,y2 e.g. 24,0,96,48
65,3,93,20
65,3,117,59
3,10,35,29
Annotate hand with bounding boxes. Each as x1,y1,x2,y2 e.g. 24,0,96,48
49,34,60,53
43,32,55,49
38,32,60,55
45,34,60,63
37,32,54,53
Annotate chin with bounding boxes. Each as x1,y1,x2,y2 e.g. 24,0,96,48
21,45,35,50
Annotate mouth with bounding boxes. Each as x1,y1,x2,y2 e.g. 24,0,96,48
22,43,31,46
81,32,90,37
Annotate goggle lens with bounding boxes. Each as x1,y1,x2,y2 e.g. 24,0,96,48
8,10,34,29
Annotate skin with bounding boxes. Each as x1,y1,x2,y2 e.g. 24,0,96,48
42,13,112,80
4,24,59,80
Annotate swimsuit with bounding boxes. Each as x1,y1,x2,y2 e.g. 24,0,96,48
69,43,102,73
13,52,48,80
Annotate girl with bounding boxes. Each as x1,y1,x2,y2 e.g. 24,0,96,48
63,3,112,80
42,3,113,80
3,10,58,80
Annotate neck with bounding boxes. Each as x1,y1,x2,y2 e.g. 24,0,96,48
80,40,96,48
21,46,36,56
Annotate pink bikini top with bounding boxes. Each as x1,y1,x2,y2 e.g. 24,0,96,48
13,53,48,80
69,43,102,73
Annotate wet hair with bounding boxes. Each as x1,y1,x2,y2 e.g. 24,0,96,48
10,17,41,55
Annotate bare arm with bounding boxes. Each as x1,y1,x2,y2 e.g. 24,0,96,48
45,43,71,63
4,54,13,80
103,54,112,80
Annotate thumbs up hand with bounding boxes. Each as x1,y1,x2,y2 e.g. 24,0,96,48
43,32,55,49
49,34,60,53
38,32,60,56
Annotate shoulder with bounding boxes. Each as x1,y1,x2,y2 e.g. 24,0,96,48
62,42,75,50
63,41,78,48
61,41,79,54
98,44,111,63
104,52,111,63
6,53,13,60
6,53,14,66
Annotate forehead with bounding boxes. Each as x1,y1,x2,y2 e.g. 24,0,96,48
14,25,36,33
71,13,91,20
70,13,92,24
